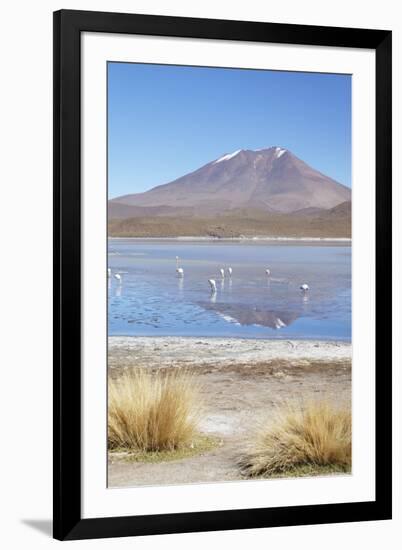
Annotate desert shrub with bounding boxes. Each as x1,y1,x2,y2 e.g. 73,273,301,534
108,369,201,452
239,400,351,477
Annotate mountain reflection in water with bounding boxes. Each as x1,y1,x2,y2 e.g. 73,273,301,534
199,302,300,330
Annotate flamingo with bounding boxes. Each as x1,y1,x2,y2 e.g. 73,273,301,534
265,268,271,276
176,267,184,278
114,273,122,283
227,267,233,277
208,279,217,293
219,268,225,279
300,283,309,292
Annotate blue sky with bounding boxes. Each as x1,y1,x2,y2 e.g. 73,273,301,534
108,62,351,198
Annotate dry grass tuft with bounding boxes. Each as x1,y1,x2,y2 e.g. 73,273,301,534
108,369,201,452
239,400,351,477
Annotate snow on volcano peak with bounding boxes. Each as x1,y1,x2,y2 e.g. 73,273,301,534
214,149,242,164
255,146,287,157
274,147,286,159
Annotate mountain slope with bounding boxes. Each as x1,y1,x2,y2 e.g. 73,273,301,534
110,147,351,217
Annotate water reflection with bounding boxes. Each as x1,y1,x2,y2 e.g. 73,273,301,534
200,302,300,330
107,241,351,340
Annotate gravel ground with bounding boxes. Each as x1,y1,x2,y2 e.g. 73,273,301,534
108,337,351,488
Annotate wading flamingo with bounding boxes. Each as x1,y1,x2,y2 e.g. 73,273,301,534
208,279,217,293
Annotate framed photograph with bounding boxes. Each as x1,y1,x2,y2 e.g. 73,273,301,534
53,9,392,541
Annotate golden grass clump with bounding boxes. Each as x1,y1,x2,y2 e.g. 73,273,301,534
108,369,201,452
239,400,351,477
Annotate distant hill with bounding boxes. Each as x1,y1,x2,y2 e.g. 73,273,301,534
108,202,351,239
108,203,195,220
109,147,351,238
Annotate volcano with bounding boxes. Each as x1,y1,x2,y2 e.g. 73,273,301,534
109,147,351,219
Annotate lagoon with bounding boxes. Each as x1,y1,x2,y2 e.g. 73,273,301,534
108,239,351,341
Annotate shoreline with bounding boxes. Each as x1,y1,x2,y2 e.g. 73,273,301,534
108,336,351,369
109,236,351,243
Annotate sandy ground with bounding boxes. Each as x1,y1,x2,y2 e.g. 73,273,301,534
108,337,351,488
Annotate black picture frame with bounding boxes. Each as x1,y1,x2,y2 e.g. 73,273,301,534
53,9,392,541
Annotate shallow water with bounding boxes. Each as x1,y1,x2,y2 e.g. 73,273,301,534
108,240,351,341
